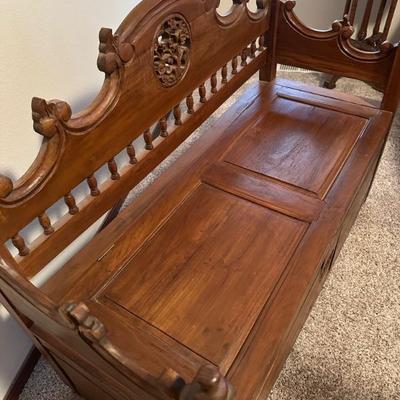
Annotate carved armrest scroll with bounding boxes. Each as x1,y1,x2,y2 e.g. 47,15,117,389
61,302,235,400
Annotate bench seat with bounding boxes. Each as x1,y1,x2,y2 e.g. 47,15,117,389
41,79,392,399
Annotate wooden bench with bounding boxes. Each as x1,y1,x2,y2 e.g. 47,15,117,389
0,1,399,399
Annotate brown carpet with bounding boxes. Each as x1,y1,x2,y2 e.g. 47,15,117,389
19,72,400,400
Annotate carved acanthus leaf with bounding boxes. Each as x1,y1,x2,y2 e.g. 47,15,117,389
97,28,134,74
32,97,72,138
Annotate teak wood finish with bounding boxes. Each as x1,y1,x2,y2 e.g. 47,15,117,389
0,1,399,399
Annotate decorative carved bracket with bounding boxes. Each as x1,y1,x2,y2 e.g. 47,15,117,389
97,28,134,74
32,97,72,138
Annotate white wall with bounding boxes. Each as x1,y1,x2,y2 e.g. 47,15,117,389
0,1,139,398
0,0,399,398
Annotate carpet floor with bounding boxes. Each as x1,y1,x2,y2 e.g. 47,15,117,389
19,72,400,400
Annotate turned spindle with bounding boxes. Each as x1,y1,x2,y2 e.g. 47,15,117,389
12,234,30,257
108,159,120,180
211,73,218,94
348,0,359,25
358,0,374,40
221,65,228,84
250,40,257,58
232,56,238,75
374,0,387,35
144,129,154,150
64,193,79,215
173,105,182,126
87,174,100,196
160,116,169,136
0,174,13,199
382,0,397,42
127,144,138,165
258,34,265,51
39,213,54,235
241,48,248,66
186,93,195,114
199,83,207,103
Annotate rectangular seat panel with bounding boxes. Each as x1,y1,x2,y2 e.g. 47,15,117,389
224,96,368,198
103,184,307,371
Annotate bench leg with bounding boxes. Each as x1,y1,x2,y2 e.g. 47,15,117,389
323,75,340,89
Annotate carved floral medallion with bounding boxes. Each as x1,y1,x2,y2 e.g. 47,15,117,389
153,15,191,88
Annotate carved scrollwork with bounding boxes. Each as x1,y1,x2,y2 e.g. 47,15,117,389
97,28,135,75
60,302,112,346
153,15,191,88
32,97,72,138
332,15,355,40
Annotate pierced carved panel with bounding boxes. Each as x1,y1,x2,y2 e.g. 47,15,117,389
153,15,191,88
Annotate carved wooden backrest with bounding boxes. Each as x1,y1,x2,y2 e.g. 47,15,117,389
0,0,269,278
268,0,400,111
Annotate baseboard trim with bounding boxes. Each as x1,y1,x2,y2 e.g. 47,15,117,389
4,348,40,400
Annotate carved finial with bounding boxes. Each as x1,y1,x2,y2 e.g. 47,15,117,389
32,97,72,138
180,365,235,400
285,1,296,11
341,25,355,40
0,174,13,198
332,20,343,33
97,28,134,74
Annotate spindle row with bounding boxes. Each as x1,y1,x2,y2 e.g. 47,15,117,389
9,34,267,259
